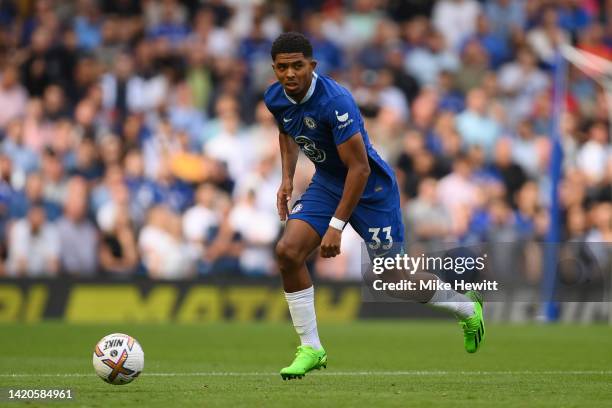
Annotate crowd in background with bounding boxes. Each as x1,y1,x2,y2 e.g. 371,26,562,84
0,0,610,280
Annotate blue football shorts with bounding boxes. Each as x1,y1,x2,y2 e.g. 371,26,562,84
288,181,404,256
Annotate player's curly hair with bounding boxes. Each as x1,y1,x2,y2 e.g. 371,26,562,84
270,32,313,60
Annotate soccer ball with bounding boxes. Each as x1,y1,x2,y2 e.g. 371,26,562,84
92,333,144,385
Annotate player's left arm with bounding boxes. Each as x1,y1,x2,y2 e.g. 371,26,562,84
320,133,370,258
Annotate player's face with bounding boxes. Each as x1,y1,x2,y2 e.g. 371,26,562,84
272,53,317,99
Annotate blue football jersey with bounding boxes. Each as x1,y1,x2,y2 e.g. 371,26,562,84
264,73,397,203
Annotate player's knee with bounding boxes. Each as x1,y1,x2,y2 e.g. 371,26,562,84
275,240,304,270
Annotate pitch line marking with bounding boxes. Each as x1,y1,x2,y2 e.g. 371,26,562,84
1,370,612,378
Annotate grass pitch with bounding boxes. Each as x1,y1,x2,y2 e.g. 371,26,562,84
0,321,611,407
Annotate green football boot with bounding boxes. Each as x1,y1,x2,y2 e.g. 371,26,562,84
280,345,327,380
459,290,485,353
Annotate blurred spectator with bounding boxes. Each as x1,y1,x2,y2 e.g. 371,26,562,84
202,194,242,274
72,136,103,181
138,205,195,279
95,17,123,68
321,5,355,50
376,69,410,123
556,0,592,34
384,46,420,106
406,178,452,242
491,138,528,205
168,83,207,146
6,204,59,277
42,84,69,122
484,0,526,40
512,120,548,178
94,167,131,232
405,28,459,86
463,14,510,69
0,65,28,128
9,171,61,221
239,19,274,89
433,0,481,51
183,183,220,255
456,88,501,155
234,154,280,214
187,8,234,58
99,208,138,276
151,159,194,213
0,155,13,243
396,129,446,199
586,202,612,242
145,0,188,33
454,40,490,93
498,47,549,122
357,21,396,71
228,190,279,275
436,70,465,113
20,27,54,96
56,177,98,276
514,181,540,238
123,149,156,226
40,148,67,206
101,52,140,123
244,101,280,162
185,45,213,113
203,97,252,181
526,7,570,67
21,99,48,152
345,0,385,49
304,13,343,77
146,0,189,45
74,0,104,51
576,121,611,185
486,198,519,242
437,154,479,235
143,118,180,179
1,119,39,185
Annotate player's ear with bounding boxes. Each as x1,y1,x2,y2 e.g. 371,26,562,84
271,62,281,79
309,59,317,71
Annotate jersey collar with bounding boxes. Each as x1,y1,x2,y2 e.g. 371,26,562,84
283,72,318,105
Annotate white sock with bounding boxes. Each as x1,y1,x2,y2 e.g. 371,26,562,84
285,286,322,350
427,284,475,319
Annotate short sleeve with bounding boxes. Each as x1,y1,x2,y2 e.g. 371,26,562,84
263,90,286,133
325,95,361,145
265,105,285,133
272,113,287,133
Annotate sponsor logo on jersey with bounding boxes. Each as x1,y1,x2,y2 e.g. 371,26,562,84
295,136,326,163
335,111,354,129
338,119,354,129
335,111,349,122
283,117,292,123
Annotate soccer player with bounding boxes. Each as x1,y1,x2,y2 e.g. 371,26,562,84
264,32,485,380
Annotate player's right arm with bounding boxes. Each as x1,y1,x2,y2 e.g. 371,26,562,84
277,131,299,221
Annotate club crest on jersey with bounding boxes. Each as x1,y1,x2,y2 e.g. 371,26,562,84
303,116,317,129
291,203,303,214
